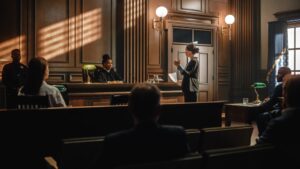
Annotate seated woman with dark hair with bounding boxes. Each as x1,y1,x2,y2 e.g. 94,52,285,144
93,54,122,83
18,57,66,107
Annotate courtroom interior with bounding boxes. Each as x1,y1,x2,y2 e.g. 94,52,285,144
0,0,300,168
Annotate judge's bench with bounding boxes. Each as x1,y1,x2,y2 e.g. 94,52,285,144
63,82,183,107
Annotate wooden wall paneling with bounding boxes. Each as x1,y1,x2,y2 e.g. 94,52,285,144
0,0,26,80
35,0,74,67
123,0,147,83
171,0,208,14
31,0,113,83
147,0,172,80
230,0,260,102
80,0,111,64
48,73,67,83
69,73,83,83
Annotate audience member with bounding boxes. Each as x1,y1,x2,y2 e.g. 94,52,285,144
93,54,122,82
1,49,28,107
257,75,300,168
94,83,189,169
18,57,66,107
256,67,291,136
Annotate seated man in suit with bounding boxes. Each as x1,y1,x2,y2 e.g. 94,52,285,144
257,75,300,168
256,67,291,136
93,54,122,83
95,83,189,168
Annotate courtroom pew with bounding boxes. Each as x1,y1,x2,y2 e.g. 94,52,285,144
202,144,276,169
62,136,104,169
198,124,253,152
159,101,224,129
114,154,203,169
0,101,225,138
61,129,201,169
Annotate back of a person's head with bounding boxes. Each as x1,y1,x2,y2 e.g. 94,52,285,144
11,49,21,62
129,83,161,122
284,75,300,108
186,43,199,54
24,57,48,95
276,67,291,82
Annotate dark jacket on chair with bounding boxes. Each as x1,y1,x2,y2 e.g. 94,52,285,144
257,107,300,168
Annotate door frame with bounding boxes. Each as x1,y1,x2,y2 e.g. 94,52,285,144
165,19,218,100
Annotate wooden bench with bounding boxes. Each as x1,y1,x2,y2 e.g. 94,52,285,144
62,136,104,169
199,125,253,152
0,101,225,138
203,144,276,169
115,154,203,169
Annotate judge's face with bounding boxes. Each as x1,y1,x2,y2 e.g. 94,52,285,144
104,59,113,70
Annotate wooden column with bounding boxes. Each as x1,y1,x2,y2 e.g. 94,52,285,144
123,0,147,83
229,0,261,102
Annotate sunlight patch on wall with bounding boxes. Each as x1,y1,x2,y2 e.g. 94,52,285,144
0,35,26,62
125,0,142,29
38,8,102,60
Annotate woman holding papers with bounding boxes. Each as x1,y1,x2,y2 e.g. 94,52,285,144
174,43,199,102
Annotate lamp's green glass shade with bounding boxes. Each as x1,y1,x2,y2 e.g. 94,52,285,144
82,64,96,70
251,82,266,89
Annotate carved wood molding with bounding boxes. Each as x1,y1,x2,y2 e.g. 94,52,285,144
274,9,300,21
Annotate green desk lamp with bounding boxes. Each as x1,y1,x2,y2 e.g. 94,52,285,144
251,82,266,104
82,64,96,83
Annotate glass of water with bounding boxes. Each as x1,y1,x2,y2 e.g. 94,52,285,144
243,98,249,105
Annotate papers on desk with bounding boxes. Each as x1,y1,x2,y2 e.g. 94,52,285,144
168,72,177,83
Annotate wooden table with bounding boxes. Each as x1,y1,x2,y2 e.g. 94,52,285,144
224,103,262,126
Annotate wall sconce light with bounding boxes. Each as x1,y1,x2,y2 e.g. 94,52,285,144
153,6,168,32
222,14,235,40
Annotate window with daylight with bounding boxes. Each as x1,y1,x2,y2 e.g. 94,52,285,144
287,24,300,75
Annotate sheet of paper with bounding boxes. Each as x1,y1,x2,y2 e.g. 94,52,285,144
168,72,177,83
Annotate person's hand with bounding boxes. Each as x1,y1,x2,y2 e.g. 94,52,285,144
174,60,180,66
44,156,59,169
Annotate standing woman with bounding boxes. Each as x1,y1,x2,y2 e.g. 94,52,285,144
18,57,66,107
174,43,200,102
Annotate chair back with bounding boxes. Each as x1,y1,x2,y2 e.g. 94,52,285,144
203,144,276,169
15,95,49,109
199,125,253,152
185,129,201,153
115,154,203,169
110,95,129,105
62,136,104,169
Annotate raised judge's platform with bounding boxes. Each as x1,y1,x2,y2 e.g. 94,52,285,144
63,82,183,106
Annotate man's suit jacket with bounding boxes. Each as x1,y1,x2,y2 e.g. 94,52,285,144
257,107,300,168
99,123,189,168
260,83,283,111
177,58,199,92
